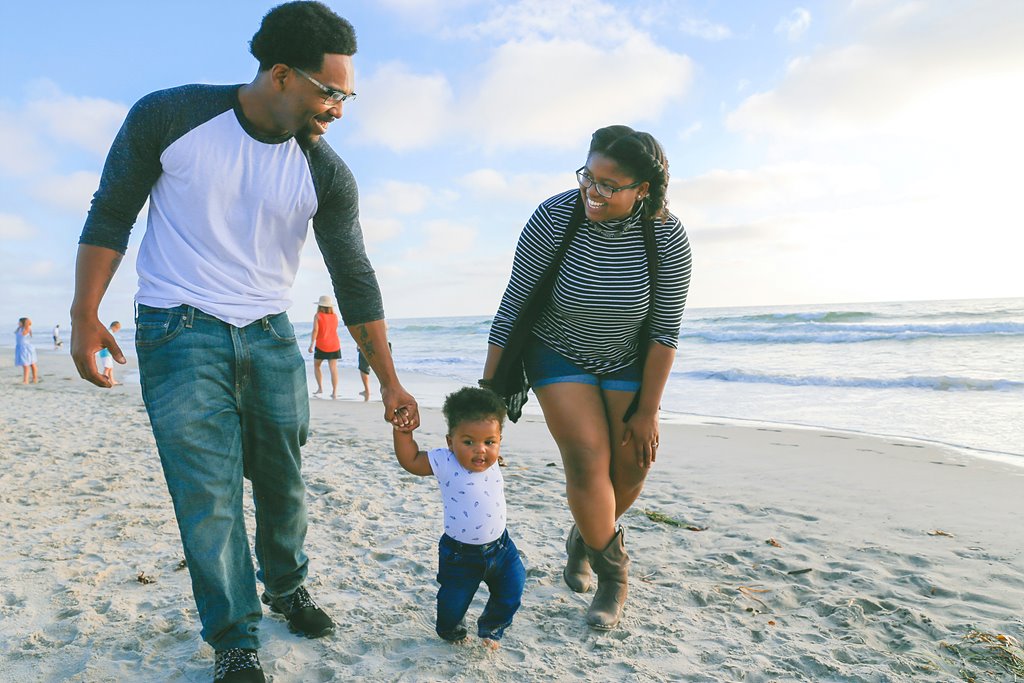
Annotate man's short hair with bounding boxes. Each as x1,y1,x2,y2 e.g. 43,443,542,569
250,1,357,72
442,387,507,433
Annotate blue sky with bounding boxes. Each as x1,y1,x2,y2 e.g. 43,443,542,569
1,0,1021,329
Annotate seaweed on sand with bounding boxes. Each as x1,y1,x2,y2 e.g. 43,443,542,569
941,630,1024,682
642,509,707,531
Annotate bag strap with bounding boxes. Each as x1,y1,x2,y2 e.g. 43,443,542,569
492,195,586,391
526,195,587,316
623,216,659,421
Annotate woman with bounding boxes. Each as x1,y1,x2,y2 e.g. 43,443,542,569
483,125,691,629
308,295,342,399
15,317,39,384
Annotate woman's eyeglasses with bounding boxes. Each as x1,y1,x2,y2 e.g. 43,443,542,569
576,166,642,198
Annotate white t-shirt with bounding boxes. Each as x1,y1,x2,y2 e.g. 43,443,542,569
427,447,507,545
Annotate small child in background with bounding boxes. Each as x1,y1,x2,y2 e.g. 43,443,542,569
98,321,122,385
393,387,526,650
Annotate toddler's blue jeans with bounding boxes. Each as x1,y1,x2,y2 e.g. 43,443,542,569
436,529,526,642
136,304,310,651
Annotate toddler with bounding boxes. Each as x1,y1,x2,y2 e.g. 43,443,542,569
393,387,526,649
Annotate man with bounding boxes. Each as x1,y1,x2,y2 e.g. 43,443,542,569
52,323,62,349
70,3,418,681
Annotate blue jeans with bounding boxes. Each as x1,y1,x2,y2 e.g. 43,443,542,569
436,529,526,642
523,336,642,391
135,304,310,650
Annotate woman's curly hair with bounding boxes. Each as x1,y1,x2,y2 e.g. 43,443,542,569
250,1,357,72
588,125,670,221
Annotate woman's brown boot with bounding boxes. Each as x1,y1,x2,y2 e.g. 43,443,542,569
563,524,592,593
584,527,630,629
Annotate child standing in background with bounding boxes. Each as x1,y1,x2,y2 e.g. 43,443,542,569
393,387,526,649
15,317,38,384
97,321,122,385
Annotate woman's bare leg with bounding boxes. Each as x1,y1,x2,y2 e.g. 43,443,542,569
328,358,339,399
312,359,323,394
602,389,650,519
534,383,616,550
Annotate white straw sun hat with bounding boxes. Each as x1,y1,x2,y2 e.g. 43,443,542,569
316,295,334,307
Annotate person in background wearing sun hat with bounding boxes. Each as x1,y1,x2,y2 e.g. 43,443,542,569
308,295,342,399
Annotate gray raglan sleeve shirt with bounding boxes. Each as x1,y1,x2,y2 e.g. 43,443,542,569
78,84,384,326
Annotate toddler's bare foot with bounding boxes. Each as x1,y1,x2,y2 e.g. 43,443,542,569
312,388,322,395
481,638,500,650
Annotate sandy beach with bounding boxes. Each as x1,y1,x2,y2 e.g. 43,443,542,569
2,351,1022,682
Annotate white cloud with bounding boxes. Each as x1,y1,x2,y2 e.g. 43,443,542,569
668,162,882,245
673,162,880,213
776,8,811,42
452,0,632,43
0,108,53,177
31,170,100,214
26,259,58,277
0,213,36,239
679,121,702,141
730,2,1023,142
679,17,732,41
728,55,1024,146
375,0,476,27
352,62,453,151
459,169,570,203
396,218,479,265
360,217,404,244
25,80,127,156
362,180,433,215
420,219,478,254
463,35,693,149
356,1,695,153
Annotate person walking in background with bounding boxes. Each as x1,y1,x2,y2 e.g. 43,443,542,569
53,323,63,349
15,317,39,384
357,335,390,400
97,321,122,385
308,295,341,399
483,125,691,630
357,348,372,399
392,387,526,650
69,3,418,681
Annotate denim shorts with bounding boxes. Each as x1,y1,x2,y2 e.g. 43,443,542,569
523,336,641,392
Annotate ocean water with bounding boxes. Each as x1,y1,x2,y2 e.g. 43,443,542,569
298,297,1022,462
20,298,1020,462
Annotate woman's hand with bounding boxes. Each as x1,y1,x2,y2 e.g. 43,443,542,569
621,409,660,469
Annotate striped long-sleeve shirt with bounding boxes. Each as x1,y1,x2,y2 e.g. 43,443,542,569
489,189,692,374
